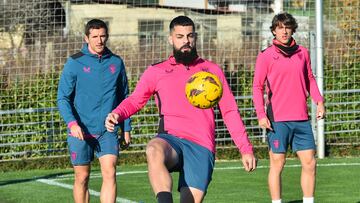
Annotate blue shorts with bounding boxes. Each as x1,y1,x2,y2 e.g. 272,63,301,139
267,120,316,153
157,134,215,193
67,131,119,165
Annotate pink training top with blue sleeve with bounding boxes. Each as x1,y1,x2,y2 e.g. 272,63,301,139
112,56,253,154
252,44,324,122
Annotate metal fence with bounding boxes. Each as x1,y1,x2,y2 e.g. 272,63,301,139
0,0,359,161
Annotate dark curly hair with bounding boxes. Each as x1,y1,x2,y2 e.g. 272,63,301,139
270,12,298,35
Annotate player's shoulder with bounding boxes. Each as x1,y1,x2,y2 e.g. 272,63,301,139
198,57,219,68
110,52,124,61
260,44,274,53
256,45,276,61
198,58,224,75
65,51,88,70
297,45,309,52
112,53,122,60
200,57,214,64
150,59,167,67
70,52,84,60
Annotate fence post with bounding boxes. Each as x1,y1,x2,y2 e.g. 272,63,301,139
316,0,325,159
63,1,70,38
310,31,317,142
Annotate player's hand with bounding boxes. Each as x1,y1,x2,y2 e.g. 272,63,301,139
316,101,325,120
241,153,257,172
258,117,273,131
70,124,84,140
105,112,119,132
124,131,131,144
119,131,131,150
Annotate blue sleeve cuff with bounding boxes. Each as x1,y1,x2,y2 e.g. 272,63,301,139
123,118,132,132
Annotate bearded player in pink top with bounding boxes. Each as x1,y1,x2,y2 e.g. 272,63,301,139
252,13,325,203
105,16,256,203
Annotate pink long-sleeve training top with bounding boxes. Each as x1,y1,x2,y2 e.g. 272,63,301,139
252,45,324,122
113,56,253,154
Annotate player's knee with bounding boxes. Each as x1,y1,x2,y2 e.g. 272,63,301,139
302,157,316,172
270,156,286,169
145,143,165,162
101,168,116,180
75,172,90,185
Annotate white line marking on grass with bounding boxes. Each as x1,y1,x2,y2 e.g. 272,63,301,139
36,162,359,201
214,162,360,170
35,162,360,202
116,171,148,175
54,170,149,180
53,162,360,180
36,179,137,203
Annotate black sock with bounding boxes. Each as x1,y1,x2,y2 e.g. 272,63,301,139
156,191,173,203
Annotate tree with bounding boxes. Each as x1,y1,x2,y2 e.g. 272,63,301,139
0,0,65,47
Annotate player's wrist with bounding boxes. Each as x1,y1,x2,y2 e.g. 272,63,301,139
67,121,78,129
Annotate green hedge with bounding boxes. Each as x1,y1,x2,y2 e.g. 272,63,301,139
0,62,359,162
1,145,360,172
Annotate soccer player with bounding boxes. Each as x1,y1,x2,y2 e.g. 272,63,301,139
252,13,325,203
57,19,132,203
105,16,256,203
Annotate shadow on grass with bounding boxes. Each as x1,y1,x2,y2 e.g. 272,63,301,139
287,200,302,203
0,172,73,186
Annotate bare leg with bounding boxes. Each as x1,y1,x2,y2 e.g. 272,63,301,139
146,138,179,198
99,154,118,203
268,151,286,201
180,187,205,203
73,165,90,203
297,149,316,198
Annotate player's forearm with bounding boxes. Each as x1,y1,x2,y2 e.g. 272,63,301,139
222,110,254,154
57,99,76,125
309,79,324,103
252,91,266,120
112,96,144,121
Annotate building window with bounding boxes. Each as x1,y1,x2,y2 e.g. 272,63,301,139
138,20,164,47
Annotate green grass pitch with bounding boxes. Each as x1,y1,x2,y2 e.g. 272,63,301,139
0,157,359,203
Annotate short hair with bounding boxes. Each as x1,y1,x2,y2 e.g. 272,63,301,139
270,12,298,34
85,19,108,37
169,16,195,32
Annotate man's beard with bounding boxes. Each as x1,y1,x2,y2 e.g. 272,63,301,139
173,45,198,65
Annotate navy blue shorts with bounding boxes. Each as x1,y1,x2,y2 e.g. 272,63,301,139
157,134,215,193
67,131,119,165
267,120,316,153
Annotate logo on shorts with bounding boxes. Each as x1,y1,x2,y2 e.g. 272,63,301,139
109,64,116,74
83,66,91,73
273,140,280,149
71,152,77,160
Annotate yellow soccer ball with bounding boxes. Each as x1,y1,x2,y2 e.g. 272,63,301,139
185,71,223,109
